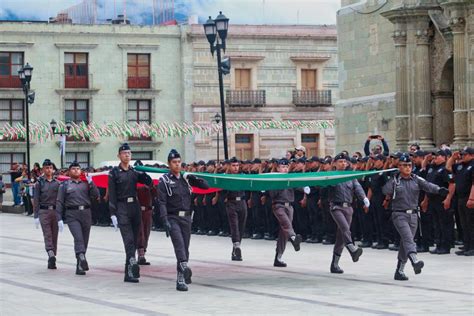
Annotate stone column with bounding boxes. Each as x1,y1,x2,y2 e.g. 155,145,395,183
450,16,468,145
393,26,409,150
414,27,434,149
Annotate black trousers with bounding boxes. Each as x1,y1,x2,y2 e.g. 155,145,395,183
458,197,474,251
226,200,247,243
169,214,191,263
117,201,141,263
429,198,454,250
373,197,391,244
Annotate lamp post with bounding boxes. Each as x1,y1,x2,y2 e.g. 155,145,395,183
204,12,231,160
18,63,33,177
213,113,222,162
50,119,72,168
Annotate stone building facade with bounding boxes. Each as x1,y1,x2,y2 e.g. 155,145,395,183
184,24,338,161
0,21,337,173
0,22,185,172
336,0,473,153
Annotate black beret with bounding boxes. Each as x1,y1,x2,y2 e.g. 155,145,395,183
278,158,290,165
206,160,216,166
390,151,403,159
349,157,358,164
296,157,307,164
334,153,349,161
434,149,448,157
461,147,474,155
229,157,240,164
198,160,206,166
253,158,262,164
322,156,333,164
373,154,386,161
413,150,427,157
307,156,319,162
42,159,53,166
133,160,143,166
181,162,187,168
69,161,81,169
359,156,370,163
270,158,278,163
399,154,411,163
118,143,131,153
223,159,230,164
168,149,181,161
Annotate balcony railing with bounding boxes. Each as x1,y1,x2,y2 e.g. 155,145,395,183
226,90,266,107
0,76,22,88
65,75,88,89
127,76,151,89
293,90,332,107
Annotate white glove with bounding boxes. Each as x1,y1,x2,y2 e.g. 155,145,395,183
34,217,40,229
303,186,311,195
58,220,64,232
111,215,118,231
363,197,370,208
86,175,93,184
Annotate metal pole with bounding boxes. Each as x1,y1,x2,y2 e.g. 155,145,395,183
24,83,31,178
217,130,220,162
216,40,229,160
61,135,65,169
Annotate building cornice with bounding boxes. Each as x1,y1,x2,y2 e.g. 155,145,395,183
0,41,34,47
54,43,98,49
290,55,331,62
117,44,160,50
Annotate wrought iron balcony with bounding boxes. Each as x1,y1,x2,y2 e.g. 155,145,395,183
293,89,332,107
226,90,266,107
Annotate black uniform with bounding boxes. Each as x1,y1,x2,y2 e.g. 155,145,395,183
453,159,474,255
367,169,390,248
108,164,152,281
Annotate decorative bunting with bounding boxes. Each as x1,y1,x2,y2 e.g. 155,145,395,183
0,120,334,142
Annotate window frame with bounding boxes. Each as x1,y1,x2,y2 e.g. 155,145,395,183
0,52,24,88
127,99,152,141
64,52,89,88
127,53,151,89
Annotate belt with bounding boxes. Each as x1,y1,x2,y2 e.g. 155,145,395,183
66,205,90,211
141,206,154,211
118,197,137,203
227,197,244,201
273,202,291,207
39,205,56,210
333,202,351,208
393,209,418,214
168,210,192,217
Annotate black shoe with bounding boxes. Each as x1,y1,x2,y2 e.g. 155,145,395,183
429,248,440,254
264,233,273,240
464,250,474,256
207,230,218,236
273,253,287,267
416,245,429,253
394,270,409,281
375,243,388,250
455,250,466,256
437,248,450,255
232,247,243,261
290,234,302,252
176,272,188,291
349,248,363,263
178,262,192,284
251,233,263,240
371,243,378,249
242,232,251,239
78,253,89,271
389,244,400,251
218,231,225,237
76,260,86,276
223,232,230,237
129,258,140,278
359,241,372,248
412,261,424,274
47,256,57,269
138,256,151,265
124,264,139,283
322,239,335,245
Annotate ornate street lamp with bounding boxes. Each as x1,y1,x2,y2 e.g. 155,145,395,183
18,63,34,177
50,119,72,168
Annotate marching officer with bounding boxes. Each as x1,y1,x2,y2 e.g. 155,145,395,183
56,161,99,276
328,153,370,274
136,183,157,265
382,154,448,281
157,149,209,291
269,158,303,267
108,143,153,283
33,159,60,269
223,157,248,261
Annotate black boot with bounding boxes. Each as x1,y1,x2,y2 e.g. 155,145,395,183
330,253,344,274
75,259,86,275
394,260,409,281
178,261,192,284
273,252,287,267
47,250,56,269
138,256,150,265
346,243,363,262
289,234,302,251
176,271,188,291
129,257,140,278
408,253,424,274
232,247,242,261
78,253,89,271
124,264,139,283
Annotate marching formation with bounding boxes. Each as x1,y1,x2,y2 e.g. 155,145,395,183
20,138,474,291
